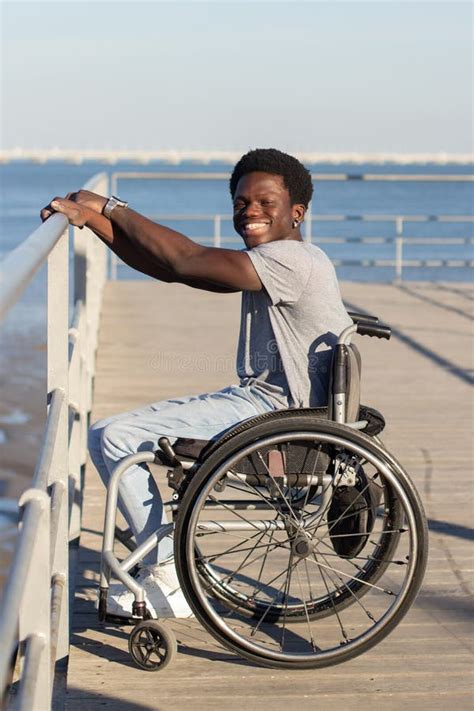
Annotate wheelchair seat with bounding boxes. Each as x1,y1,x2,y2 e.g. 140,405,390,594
165,339,383,466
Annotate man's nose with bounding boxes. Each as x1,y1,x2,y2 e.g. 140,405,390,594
243,202,262,218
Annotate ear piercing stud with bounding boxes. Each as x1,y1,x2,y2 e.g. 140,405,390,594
292,219,300,228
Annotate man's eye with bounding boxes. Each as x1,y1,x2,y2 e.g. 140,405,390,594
261,201,274,206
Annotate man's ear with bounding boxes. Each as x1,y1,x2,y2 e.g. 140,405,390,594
292,204,306,222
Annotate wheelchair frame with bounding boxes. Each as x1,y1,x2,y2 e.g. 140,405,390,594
97,313,429,671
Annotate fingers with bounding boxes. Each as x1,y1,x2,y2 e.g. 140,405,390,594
68,190,107,213
39,197,87,228
40,207,53,222
40,193,96,228
40,195,62,221
49,197,74,211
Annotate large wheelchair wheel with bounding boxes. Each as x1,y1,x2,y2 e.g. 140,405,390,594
175,414,428,669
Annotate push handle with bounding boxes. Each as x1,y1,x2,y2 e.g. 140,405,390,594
348,311,379,324
332,344,348,394
357,322,392,340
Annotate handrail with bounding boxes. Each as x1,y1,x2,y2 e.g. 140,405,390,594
107,210,473,281
110,170,474,183
0,213,68,321
119,211,474,222
0,172,109,710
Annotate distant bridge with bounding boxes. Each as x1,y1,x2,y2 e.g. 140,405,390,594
1,148,473,165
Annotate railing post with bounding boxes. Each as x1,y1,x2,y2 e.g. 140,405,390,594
82,174,109,412
68,309,83,542
78,318,89,464
109,173,117,279
304,202,312,242
110,253,118,281
47,224,69,667
72,224,90,501
17,491,51,709
111,172,117,198
213,215,221,248
395,217,404,283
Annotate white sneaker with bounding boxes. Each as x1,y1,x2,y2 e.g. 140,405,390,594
106,560,194,619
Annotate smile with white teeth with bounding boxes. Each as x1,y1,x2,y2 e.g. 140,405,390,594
243,223,268,231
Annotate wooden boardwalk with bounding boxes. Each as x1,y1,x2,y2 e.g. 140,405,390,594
66,281,473,711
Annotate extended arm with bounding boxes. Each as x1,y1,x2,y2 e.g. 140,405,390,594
41,194,255,292
80,210,238,293
108,206,261,291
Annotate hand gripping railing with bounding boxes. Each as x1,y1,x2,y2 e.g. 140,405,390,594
0,173,109,710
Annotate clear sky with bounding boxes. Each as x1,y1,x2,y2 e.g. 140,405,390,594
1,0,472,153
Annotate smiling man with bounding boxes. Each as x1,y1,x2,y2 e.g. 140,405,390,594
42,148,351,619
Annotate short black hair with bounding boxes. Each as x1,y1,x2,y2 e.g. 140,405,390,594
229,148,313,208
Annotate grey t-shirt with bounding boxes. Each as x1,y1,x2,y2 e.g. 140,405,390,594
237,240,352,408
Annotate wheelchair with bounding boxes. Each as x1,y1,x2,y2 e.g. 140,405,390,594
97,312,428,671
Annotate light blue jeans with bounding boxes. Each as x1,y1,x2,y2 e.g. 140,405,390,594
88,384,277,563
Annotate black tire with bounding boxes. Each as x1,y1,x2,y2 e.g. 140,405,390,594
129,620,177,671
175,413,428,669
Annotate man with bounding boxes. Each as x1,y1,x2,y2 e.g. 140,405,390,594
41,148,352,618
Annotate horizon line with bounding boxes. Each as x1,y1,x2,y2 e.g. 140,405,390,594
1,148,473,166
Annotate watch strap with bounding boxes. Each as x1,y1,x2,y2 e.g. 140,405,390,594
103,195,128,219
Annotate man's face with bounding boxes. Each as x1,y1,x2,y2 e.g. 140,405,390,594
232,172,304,249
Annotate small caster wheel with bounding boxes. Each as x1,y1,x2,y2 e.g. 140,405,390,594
129,620,177,671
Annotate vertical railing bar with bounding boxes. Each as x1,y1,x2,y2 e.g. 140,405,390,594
49,482,66,567
68,307,83,541
15,634,46,711
304,202,312,243
213,215,221,248
0,499,43,691
110,173,117,279
395,216,404,283
47,223,69,672
30,389,66,492
49,574,66,675
17,489,50,708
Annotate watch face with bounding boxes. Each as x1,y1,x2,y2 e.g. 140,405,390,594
105,197,117,217
104,196,128,217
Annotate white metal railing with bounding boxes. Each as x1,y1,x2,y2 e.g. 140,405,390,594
110,171,474,185
108,170,473,282
0,173,108,710
108,211,474,281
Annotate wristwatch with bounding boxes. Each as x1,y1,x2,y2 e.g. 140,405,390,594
103,195,129,219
